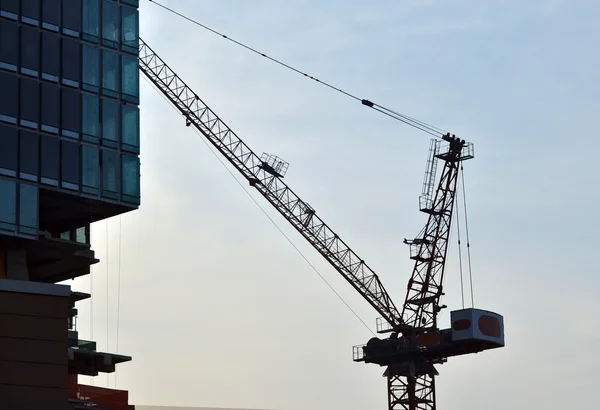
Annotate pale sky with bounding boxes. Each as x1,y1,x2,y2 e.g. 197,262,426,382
67,1,599,409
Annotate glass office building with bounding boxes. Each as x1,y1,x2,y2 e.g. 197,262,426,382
0,0,141,240
0,1,139,408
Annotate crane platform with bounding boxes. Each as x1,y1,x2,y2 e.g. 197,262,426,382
353,308,504,366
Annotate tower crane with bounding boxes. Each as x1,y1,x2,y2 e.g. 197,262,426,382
138,38,505,410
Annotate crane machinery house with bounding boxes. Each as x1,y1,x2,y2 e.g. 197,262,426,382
0,0,140,408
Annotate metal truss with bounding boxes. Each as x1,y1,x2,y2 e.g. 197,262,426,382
388,374,436,410
402,152,461,330
138,38,403,329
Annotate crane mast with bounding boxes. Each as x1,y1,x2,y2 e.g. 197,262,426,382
138,38,504,410
388,136,473,410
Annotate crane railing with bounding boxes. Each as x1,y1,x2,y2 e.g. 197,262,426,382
138,38,403,329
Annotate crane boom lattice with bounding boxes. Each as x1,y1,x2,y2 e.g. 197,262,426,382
137,38,404,329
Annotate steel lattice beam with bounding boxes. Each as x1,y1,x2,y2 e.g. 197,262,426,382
388,374,436,410
401,158,460,330
137,38,404,329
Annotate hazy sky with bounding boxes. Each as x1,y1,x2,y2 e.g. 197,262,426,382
68,1,599,409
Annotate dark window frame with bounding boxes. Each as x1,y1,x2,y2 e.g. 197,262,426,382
61,87,81,139
101,97,119,147
82,0,100,42
18,182,38,236
40,134,59,186
0,19,19,71
121,103,139,153
0,125,18,177
101,148,119,198
82,143,99,194
19,77,40,130
41,82,60,134
62,37,81,87
19,130,39,182
121,4,138,54
121,54,139,102
101,0,119,48
0,70,18,124
0,178,17,233
41,0,60,31
121,153,140,203
82,43,100,92
62,0,82,37
61,139,80,190
20,25,40,77
41,31,60,82
21,0,40,26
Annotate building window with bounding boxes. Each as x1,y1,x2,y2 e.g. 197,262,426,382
62,88,81,139
1,0,19,20
121,54,139,101
122,104,139,152
82,144,99,193
121,5,138,53
20,25,40,77
82,0,100,41
102,98,118,147
0,19,18,71
122,154,140,203
0,71,18,124
102,49,118,96
19,183,38,235
20,77,39,129
19,130,39,181
0,178,17,232
82,93,99,142
102,0,118,47
122,0,139,7
41,82,60,133
62,0,82,37
0,125,17,177
40,135,59,186
62,37,81,87
21,0,40,26
82,43,100,92
101,148,119,198
62,140,80,190
42,0,60,31
76,226,87,243
41,32,60,82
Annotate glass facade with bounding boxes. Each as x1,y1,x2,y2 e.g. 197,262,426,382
82,43,100,91
0,0,141,240
0,178,17,232
102,98,119,146
102,48,118,96
0,177,38,237
82,93,100,140
83,0,100,41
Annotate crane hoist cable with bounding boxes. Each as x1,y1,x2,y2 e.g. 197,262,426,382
460,165,475,307
146,0,448,138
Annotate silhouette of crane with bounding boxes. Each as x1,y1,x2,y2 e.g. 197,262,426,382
138,38,505,410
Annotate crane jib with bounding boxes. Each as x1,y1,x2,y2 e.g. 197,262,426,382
137,38,404,330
